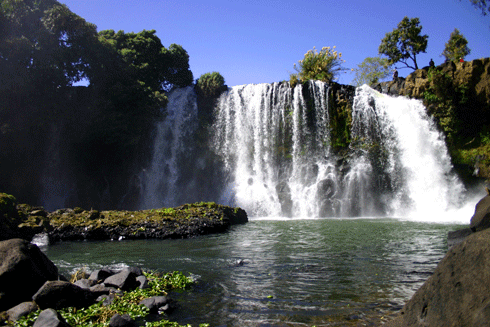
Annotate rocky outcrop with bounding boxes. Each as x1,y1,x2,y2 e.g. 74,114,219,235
386,227,490,327
470,189,490,232
0,193,248,243
0,238,58,311
387,191,490,327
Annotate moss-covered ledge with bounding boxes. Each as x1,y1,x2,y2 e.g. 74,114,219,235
47,203,248,242
0,193,248,243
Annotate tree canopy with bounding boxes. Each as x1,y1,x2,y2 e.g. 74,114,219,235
378,16,428,70
290,46,347,86
441,28,471,62
352,56,392,87
463,0,490,15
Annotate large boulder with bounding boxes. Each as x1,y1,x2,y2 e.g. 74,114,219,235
386,227,490,327
470,191,490,232
0,238,58,311
32,280,95,309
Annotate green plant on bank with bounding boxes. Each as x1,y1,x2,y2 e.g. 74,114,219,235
290,46,347,87
352,56,393,86
14,271,199,327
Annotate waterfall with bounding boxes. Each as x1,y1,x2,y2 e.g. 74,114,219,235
139,81,466,219
212,82,466,218
140,86,199,209
351,85,465,217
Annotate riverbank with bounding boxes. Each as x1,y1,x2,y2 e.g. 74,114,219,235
0,193,248,243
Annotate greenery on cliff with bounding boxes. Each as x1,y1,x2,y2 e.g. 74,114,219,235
0,0,193,207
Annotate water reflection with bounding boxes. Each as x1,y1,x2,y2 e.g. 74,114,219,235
42,219,462,326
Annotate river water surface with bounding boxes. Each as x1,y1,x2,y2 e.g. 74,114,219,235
41,218,464,326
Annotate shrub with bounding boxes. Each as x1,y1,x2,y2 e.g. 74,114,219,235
195,72,226,99
290,46,347,84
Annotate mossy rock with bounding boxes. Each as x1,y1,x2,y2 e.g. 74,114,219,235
0,193,17,216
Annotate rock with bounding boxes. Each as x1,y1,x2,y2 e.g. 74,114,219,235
33,308,70,327
386,228,490,327
109,314,136,327
74,278,96,289
136,275,149,289
89,283,117,296
6,301,38,322
104,270,139,291
139,296,173,314
470,192,490,232
0,238,58,311
447,227,473,248
89,267,114,282
32,280,94,309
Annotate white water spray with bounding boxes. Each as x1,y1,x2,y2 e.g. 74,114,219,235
140,86,198,208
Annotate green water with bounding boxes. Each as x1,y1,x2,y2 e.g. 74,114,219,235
41,218,464,326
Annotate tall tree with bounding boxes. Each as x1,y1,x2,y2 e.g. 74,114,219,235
441,28,471,62
462,0,490,16
378,17,428,70
352,56,392,86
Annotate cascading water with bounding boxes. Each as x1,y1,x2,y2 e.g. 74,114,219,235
212,82,466,218
140,86,199,209
351,85,466,217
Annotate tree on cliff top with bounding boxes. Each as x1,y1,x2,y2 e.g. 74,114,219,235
378,17,428,70
289,46,347,86
441,28,471,62
352,56,392,86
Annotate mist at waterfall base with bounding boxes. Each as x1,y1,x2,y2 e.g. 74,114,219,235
139,82,474,224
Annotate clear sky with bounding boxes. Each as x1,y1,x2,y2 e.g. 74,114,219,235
60,0,490,87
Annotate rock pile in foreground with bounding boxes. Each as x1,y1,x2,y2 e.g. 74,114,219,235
0,238,177,326
386,190,490,327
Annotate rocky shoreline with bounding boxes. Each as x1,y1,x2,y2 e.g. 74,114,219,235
0,193,248,244
385,189,490,327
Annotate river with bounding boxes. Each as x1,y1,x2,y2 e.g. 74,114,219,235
39,217,464,326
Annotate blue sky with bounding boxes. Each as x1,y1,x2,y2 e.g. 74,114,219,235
61,0,490,87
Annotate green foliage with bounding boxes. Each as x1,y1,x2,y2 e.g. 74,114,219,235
290,46,347,84
196,72,226,98
352,56,393,86
462,0,490,15
14,271,196,327
378,16,428,70
423,67,469,145
441,28,471,62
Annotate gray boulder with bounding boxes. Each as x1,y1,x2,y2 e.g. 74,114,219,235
6,301,38,322
139,296,173,314
33,308,70,327
470,191,490,232
32,280,94,309
88,267,114,282
0,238,58,311
386,227,490,327
109,313,136,327
104,270,138,291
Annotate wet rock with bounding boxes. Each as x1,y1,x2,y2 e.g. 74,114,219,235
89,267,114,282
470,191,490,232
32,280,95,309
6,301,38,322
386,228,490,327
109,313,136,327
104,270,138,291
0,238,58,311
139,296,173,314
33,308,70,327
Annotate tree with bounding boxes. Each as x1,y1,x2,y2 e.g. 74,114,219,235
196,72,226,98
442,28,471,62
352,56,392,86
290,46,347,86
378,17,428,70
462,0,490,16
